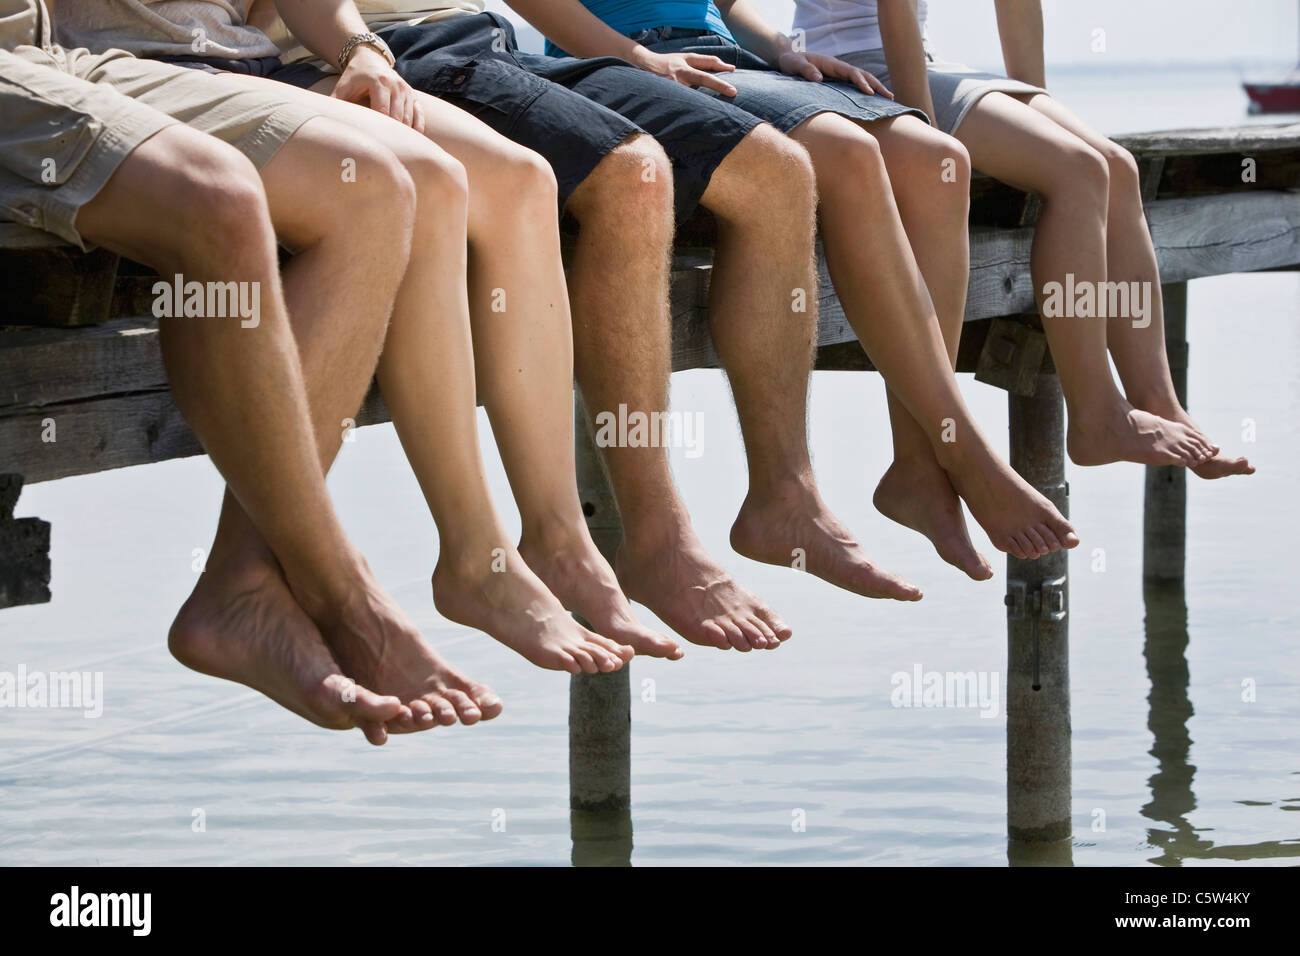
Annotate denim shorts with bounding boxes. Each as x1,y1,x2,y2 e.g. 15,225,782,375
626,28,928,133
379,13,760,219
839,48,1046,135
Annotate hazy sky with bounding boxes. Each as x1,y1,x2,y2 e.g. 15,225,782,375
485,0,1299,67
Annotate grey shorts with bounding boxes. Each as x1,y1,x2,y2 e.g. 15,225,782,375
840,48,1046,135
0,44,322,248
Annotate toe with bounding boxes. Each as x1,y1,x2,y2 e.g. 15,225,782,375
1037,524,1063,553
569,646,600,674
735,616,770,650
1024,526,1049,555
360,721,388,746
694,620,733,650
470,686,503,720
408,698,434,723
718,619,751,651
424,694,460,726
442,689,482,725
749,615,778,649
758,608,793,642
593,633,637,663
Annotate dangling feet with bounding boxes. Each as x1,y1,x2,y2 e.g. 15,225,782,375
433,546,635,675
519,527,683,660
1066,400,1219,469
1135,397,1255,479
873,457,994,581
934,434,1080,560
169,557,411,745
730,475,923,600
616,515,792,652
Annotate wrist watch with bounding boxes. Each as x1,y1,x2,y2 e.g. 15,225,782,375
339,32,395,70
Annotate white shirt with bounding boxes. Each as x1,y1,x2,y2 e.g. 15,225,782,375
791,0,928,59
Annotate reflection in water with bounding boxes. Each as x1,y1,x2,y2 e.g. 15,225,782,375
1007,837,1073,866
570,809,633,867
1142,582,1300,865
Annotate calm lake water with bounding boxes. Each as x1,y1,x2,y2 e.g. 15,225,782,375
1,67,1297,866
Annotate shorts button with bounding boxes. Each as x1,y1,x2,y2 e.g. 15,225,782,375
453,73,466,85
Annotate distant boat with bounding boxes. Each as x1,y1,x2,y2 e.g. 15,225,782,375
1244,2,1300,113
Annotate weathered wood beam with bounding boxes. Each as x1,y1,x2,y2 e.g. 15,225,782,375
0,245,118,328
0,474,51,609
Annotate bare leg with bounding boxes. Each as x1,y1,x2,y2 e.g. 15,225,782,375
363,98,679,660
565,134,794,651
955,93,1219,471
75,125,408,744
1019,94,1252,478
695,126,922,599
788,111,1077,560
213,75,628,680
867,115,994,579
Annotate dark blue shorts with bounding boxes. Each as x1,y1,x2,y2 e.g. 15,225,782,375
625,28,926,133
380,13,760,219
154,53,330,90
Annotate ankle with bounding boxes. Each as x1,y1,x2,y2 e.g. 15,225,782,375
742,469,819,511
519,514,594,559
620,506,695,558
1125,388,1183,417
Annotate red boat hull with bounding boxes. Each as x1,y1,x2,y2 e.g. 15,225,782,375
1244,82,1300,113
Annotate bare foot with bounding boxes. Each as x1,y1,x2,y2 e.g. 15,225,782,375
433,549,635,675
314,565,504,728
935,441,1080,560
1138,399,1255,479
873,460,994,581
731,478,923,601
616,525,792,652
1067,403,1217,468
519,531,684,660
169,560,409,746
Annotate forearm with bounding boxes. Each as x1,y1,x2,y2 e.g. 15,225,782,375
716,0,792,65
505,0,650,63
273,0,369,68
879,0,936,123
994,0,1045,88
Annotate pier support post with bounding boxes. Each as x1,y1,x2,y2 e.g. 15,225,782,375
568,393,631,814
1143,282,1189,584
1005,373,1072,844
0,474,51,610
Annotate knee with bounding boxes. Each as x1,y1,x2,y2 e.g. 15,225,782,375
899,130,971,211
162,142,273,265
319,133,420,239
571,134,673,228
401,143,468,226
934,135,971,190
479,141,559,215
748,124,817,208
1097,140,1140,198
1046,139,1110,204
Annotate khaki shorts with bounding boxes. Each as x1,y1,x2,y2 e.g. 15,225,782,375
0,44,323,249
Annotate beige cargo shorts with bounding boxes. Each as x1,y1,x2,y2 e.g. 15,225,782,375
0,43,323,248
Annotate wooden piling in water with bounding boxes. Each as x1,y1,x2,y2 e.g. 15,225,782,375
1143,282,1190,584
568,393,632,812
1005,372,1073,843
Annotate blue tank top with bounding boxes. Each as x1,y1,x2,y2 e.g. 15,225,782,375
545,1,735,57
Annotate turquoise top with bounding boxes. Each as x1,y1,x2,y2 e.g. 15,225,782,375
545,1,735,57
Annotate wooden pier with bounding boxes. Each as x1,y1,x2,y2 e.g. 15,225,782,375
2,123,1298,853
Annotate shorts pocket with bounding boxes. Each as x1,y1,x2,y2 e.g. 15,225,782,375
420,58,548,127
0,90,103,188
